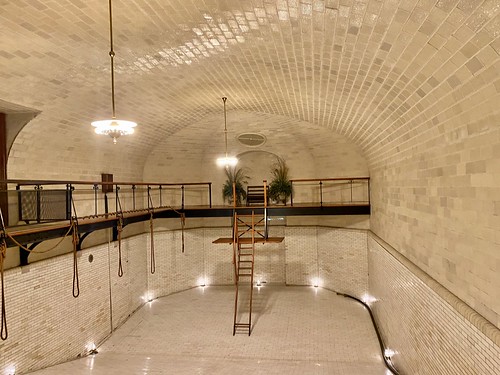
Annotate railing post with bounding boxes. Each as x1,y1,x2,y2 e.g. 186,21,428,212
93,184,98,216
159,185,162,207
290,181,294,207
181,185,185,209
132,185,136,210
263,179,268,239
368,178,370,205
35,184,41,223
263,180,268,208
66,184,72,220
69,185,76,219
232,182,236,208
147,185,151,210
115,185,121,213
208,183,212,208
319,181,323,207
104,193,109,218
16,184,21,223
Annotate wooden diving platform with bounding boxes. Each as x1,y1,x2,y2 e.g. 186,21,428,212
212,237,284,244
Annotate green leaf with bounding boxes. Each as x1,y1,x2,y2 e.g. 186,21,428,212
222,167,249,205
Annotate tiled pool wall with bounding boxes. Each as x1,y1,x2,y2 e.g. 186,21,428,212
0,227,498,374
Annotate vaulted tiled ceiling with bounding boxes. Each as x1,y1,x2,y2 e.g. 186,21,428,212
0,0,499,177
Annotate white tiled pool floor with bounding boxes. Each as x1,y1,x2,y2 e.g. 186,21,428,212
31,286,391,375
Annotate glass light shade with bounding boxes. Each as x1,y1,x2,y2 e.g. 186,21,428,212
216,156,238,167
92,119,137,144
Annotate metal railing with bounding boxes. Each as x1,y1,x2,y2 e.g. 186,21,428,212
5,179,212,226
0,176,370,228
289,177,370,207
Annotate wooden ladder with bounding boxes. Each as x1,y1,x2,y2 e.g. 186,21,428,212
232,211,259,336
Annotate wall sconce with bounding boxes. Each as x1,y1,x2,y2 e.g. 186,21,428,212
361,294,378,305
143,292,154,303
312,277,321,288
384,348,395,360
198,277,206,287
87,342,98,355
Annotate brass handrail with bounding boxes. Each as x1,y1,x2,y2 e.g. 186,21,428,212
289,177,369,182
289,177,370,207
3,179,212,187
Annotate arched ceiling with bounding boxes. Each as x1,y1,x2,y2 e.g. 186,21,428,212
144,110,368,183
0,0,499,179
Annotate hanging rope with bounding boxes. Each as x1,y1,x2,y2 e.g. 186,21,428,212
71,218,80,298
162,205,186,254
117,215,124,277
115,186,125,278
181,213,185,253
149,212,155,274
0,236,7,341
147,186,156,274
2,220,79,322
6,224,74,254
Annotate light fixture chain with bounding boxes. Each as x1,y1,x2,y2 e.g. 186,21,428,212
91,0,137,143
222,97,228,158
108,0,116,119
216,97,237,167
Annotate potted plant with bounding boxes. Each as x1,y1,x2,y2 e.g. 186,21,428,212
268,157,292,205
222,167,249,206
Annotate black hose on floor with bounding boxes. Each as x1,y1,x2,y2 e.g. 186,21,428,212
337,292,400,375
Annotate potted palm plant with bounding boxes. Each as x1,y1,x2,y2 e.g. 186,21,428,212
268,157,292,205
222,167,249,206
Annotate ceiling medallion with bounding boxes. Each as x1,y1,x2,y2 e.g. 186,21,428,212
237,133,266,147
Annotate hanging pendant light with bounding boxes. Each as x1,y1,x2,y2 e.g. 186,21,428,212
92,0,136,144
216,97,238,168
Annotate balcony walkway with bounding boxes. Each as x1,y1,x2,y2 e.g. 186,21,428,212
4,202,370,249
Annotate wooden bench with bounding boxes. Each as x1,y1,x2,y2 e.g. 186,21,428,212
246,185,268,206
